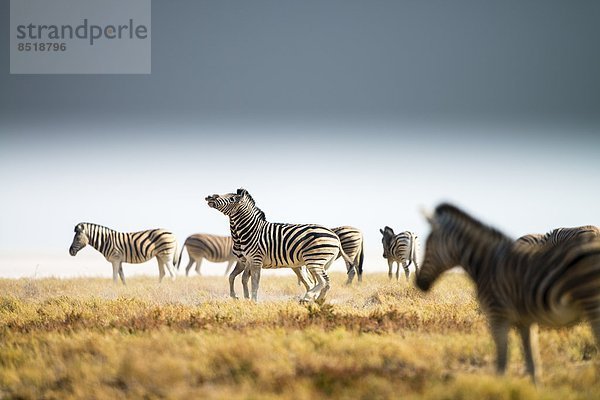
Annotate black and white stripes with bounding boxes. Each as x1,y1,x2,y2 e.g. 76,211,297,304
416,204,600,383
69,222,179,284
176,234,238,276
206,189,352,302
380,226,419,281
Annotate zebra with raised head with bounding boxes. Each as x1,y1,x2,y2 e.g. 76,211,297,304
380,226,419,281
69,222,179,284
516,225,600,248
175,234,239,276
205,189,352,302
416,203,600,383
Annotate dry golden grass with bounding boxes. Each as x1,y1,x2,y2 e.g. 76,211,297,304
0,272,598,399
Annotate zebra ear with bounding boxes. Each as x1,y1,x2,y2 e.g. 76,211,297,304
236,188,247,196
420,207,436,226
379,228,385,235
74,224,84,233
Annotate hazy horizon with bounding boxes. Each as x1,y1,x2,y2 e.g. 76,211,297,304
1,1,599,278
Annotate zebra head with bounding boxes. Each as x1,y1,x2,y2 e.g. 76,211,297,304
416,207,457,291
379,226,395,258
69,223,89,256
205,188,249,216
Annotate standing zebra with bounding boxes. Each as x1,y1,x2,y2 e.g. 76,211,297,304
416,203,600,383
69,222,179,284
516,225,600,248
332,226,365,285
297,226,365,286
175,234,239,276
380,227,419,281
206,189,352,302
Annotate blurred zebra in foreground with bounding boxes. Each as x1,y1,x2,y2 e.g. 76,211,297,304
516,225,600,248
175,234,239,276
416,204,600,383
206,189,352,302
69,222,179,284
380,227,419,281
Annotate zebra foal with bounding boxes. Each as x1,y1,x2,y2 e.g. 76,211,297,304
206,189,352,302
380,226,419,281
416,204,600,383
175,234,239,276
69,222,179,284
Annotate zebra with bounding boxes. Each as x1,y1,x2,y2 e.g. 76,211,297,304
69,222,179,284
332,226,365,285
380,226,419,281
515,225,600,248
205,188,353,302
175,233,239,276
296,226,365,287
416,203,600,383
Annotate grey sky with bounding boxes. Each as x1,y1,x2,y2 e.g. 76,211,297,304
0,1,599,278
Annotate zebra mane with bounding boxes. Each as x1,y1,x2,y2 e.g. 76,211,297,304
80,222,114,232
242,191,266,221
434,203,511,243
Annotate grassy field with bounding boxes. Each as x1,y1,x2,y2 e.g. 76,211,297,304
0,272,598,399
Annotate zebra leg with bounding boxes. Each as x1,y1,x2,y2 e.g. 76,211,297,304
402,261,410,282
228,262,245,299
395,262,401,281
518,323,541,384
195,258,203,276
242,266,251,299
250,264,262,302
118,265,126,285
387,260,394,280
315,270,332,303
184,259,195,276
157,260,166,283
345,259,356,286
111,261,121,284
293,267,311,292
224,260,235,276
301,266,324,302
166,260,176,281
489,317,511,376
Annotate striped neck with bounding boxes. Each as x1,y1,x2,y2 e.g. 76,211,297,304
83,223,114,254
435,205,512,282
229,199,266,244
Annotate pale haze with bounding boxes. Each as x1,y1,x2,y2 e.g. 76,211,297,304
1,1,599,278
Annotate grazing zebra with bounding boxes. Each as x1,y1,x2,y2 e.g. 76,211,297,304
332,226,365,284
380,227,419,281
416,203,600,383
69,222,179,284
516,225,600,248
205,189,352,302
175,234,239,276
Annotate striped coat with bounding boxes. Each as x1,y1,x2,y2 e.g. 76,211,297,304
516,225,600,248
380,226,419,281
69,222,179,284
416,204,600,383
206,189,352,302
176,234,239,276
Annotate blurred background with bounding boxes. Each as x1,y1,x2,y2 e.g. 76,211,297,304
1,0,599,278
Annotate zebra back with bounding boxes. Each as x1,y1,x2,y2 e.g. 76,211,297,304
183,234,235,263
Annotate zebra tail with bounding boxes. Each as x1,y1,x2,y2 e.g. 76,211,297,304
339,245,354,268
174,241,183,270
